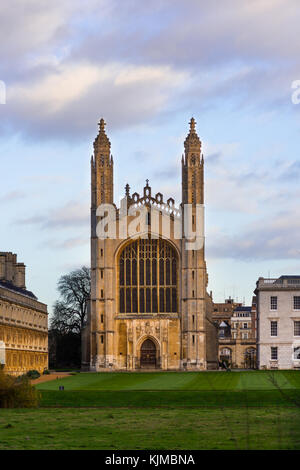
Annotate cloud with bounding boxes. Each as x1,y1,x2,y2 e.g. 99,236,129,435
58,261,90,273
45,236,89,250
3,62,188,140
202,139,300,215
153,162,180,180
279,160,300,181
155,0,300,65
0,1,299,141
11,63,102,114
207,209,300,260
0,191,25,203
0,1,100,69
73,1,300,66
205,153,222,166
17,200,89,229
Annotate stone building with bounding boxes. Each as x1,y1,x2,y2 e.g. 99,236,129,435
255,276,300,369
213,298,257,368
81,118,218,371
212,297,242,328
0,252,48,375
229,304,256,368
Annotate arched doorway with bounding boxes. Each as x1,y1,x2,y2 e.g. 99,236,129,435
244,348,256,369
140,339,156,368
219,347,232,368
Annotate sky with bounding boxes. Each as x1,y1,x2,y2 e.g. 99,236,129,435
0,0,300,313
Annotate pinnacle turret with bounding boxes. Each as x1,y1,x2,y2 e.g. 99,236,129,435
91,118,114,205
93,117,111,155
182,117,204,205
184,117,201,154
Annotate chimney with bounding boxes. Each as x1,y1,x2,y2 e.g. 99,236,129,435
0,252,26,289
5,252,15,282
14,263,26,289
0,253,5,279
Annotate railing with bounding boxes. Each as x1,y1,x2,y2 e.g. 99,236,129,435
258,278,300,288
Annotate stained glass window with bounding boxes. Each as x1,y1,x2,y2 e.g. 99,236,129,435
119,238,177,313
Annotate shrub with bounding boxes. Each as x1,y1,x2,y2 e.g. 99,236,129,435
0,370,40,408
26,370,41,380
42,369,50,375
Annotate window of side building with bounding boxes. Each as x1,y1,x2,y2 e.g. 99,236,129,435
271,346,278,360
270,296,277,311
270,321,278,337
293,296,300,310
294,347,300,360
294,321,300,337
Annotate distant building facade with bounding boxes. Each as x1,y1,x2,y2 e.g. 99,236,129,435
213,297,257,368
255,276,300,370
82,118,218,371
0,252,48,375
212,297,242,325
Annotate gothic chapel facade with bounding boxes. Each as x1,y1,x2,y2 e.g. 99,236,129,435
81,119,218,371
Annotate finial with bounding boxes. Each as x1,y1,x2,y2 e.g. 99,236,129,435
146,179,149,187
184,117,201,151
125,183,130,197
94,117,111,150
98,118,106,132
189,117,196,132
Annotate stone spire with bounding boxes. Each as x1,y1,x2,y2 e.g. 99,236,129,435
184,117,201,155
91,118,114,207
93,118,111,156
182,117,204,205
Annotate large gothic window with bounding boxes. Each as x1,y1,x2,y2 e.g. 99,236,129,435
119,238,177,314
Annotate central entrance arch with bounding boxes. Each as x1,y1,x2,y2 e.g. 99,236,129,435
140,339,156,368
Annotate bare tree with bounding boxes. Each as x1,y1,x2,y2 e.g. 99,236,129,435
50,266,90,336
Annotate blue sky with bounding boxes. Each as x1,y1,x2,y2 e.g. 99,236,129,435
0,0,300,313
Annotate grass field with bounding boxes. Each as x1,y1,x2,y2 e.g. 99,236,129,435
35,369,300,391
1,370,300,450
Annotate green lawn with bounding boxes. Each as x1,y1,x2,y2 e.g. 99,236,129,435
36,370,300,391
1,370,300,450
0,407,299,450
37,370,300,408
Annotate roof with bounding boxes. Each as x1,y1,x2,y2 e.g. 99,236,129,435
0,280,37,300
275,275,300,283
233,306,252,312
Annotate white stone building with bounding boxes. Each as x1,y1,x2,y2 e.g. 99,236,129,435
255,276,300,370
